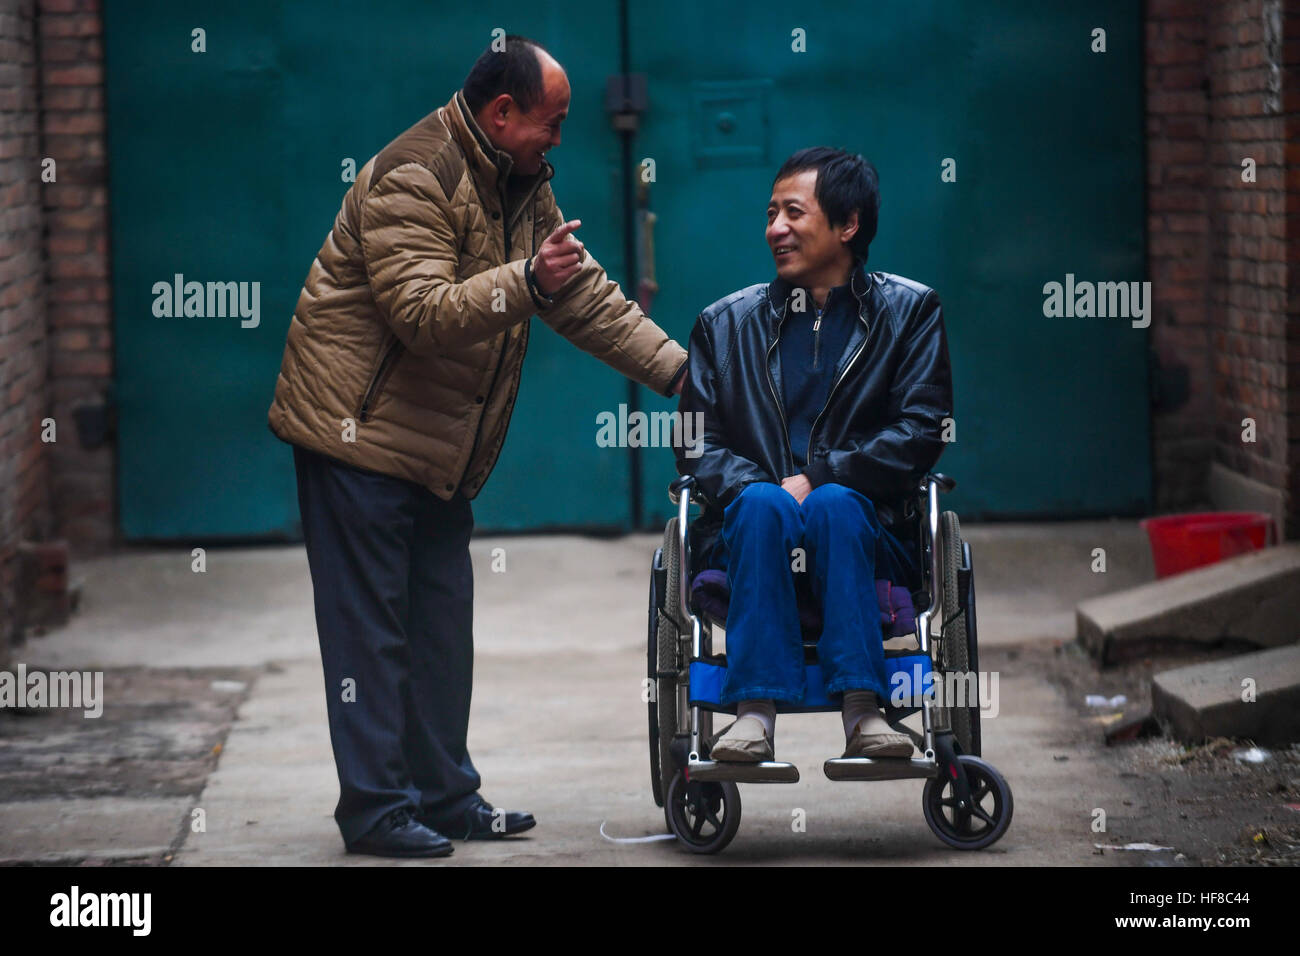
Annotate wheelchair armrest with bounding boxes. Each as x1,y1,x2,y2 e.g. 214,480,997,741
923,472,956,493
666,475,698,628
668,474,696,506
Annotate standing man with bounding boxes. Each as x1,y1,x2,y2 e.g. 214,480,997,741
268,36,686,858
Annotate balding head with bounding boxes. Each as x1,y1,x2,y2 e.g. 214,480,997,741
464,35,570,177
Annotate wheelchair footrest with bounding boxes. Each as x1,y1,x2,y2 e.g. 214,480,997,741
688,760,800,783
823,757,938,782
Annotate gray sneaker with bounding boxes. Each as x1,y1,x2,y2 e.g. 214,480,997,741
708,716,774,762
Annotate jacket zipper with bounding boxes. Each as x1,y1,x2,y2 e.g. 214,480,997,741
805,286,872,464
501,184,511,259
464,328,511,475
766,305,794,476
358,338,403,422
458,168,547,484
463,178,534,477
813,309,822,371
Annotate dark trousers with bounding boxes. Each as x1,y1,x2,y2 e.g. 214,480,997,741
292,445,481,845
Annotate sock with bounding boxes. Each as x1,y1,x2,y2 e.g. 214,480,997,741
842,689,878,738
736,699,776,740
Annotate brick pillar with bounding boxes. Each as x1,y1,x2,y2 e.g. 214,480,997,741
1147,0,1299,538
1285,3,1300,539
0,0,52,661
1206,1,1290,530
1146,0,1214,512
38,0,114,551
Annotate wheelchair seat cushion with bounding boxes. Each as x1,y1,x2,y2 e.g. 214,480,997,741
690,570,916,638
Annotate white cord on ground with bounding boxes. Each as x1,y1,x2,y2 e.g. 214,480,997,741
599,820,676,843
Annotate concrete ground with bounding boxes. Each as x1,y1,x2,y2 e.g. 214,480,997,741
3,519,1220,866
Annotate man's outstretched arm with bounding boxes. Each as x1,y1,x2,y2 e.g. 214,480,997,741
529,193,685,397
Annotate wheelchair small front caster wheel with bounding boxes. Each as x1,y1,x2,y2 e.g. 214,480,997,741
664,771,741,854
922,755,1013,850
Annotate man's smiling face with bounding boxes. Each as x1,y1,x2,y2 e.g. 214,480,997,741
479,50,570,176
766,168,853,287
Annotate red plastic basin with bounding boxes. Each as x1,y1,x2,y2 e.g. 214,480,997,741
1139,511,1276,578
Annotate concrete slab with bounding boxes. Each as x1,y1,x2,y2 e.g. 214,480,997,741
1151,643,1300,745
1076,543,1300,665
0,796,190,865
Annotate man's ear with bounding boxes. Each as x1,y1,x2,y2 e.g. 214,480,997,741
483,93,514,131
840,210,860,247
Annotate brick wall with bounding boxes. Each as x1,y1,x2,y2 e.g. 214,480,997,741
1286,3,1300,540
0,0,111,658
1206,1,1290,519
38,0,113,550
0,0,51,661
1146,0,1214,511
1147,0,1300,538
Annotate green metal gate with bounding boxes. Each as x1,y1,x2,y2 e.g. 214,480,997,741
106,0,1148,538
630,0,1150,525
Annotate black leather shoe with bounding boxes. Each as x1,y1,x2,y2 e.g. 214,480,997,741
420,796,536,840
346,809,454,858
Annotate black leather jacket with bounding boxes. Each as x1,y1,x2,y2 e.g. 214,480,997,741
675,264,954,566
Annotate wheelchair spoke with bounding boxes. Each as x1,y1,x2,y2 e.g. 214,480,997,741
704,807,723,830
691,806,712,837
970,804,997,829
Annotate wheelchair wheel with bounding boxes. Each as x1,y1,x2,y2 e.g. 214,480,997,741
664,770,741,854
661,517,685,630
939,511,976,756
647,550,667,807
922,755,1013,850
652,520,684,802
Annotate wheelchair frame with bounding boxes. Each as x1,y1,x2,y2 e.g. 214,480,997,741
647,472,1013,853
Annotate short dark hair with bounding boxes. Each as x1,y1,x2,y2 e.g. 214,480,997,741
773,147,880,264
462,35,550,116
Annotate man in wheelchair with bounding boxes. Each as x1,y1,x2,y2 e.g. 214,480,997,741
676,147,954,763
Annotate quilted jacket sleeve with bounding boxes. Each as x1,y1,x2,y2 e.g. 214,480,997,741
803,290,953,501
359,163,535,355
675,313,773,509
530,190,687,397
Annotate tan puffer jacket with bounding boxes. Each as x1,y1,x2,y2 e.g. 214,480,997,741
268,90,687,499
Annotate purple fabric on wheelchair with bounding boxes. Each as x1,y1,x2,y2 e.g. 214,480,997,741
689,569,916,638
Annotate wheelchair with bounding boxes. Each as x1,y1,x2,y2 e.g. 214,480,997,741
646,473,1013,854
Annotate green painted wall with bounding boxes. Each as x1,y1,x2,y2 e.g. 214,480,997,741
105,1,1148,539
631,0,1150,525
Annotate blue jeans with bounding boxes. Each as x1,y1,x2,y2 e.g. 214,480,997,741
713,482,913,706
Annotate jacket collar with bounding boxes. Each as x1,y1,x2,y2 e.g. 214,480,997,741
768,262,874,326
443,90,554,200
